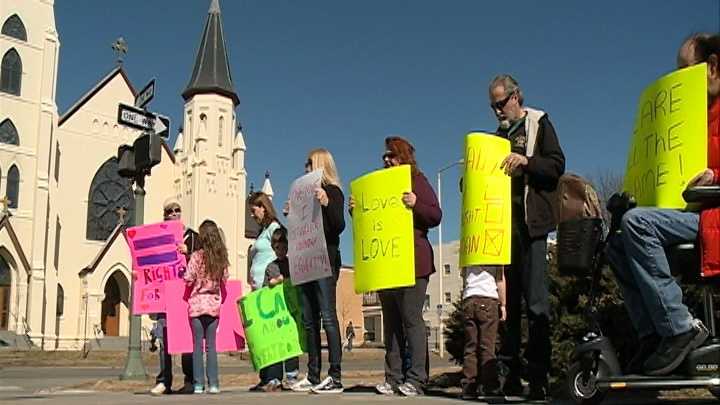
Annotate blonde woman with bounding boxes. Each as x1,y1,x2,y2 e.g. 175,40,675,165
290,148,346,394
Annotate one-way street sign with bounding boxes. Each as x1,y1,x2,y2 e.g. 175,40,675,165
135,79,155,108
117,103,170,139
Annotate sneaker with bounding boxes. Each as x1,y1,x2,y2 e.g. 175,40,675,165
178,382,195,394
644,320,709,376
208,385,220,394
193,384,205,394
311,376,344,394
397,382,422,397
375,382,396,396
478,386,503,400
459,383,478,400
290,377,314,392
502,375,524,396
264,379,282,392
527,384,548,402
283,377,299,390
625,333,660,374
150,382,169,396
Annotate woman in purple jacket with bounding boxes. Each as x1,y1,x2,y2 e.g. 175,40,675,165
353,136,442,396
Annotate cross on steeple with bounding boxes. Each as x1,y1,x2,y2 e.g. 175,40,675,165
116,207,128,224
111,37,128,65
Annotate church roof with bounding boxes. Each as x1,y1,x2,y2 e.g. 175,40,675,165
182,0,239,106
78,223,125,278
261,171,274,198
174,130,184,153
59,66,136,126
0,213,31,276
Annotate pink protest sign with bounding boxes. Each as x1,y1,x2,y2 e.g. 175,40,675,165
287,169,332,285
165,279,245,354
126,220,186,314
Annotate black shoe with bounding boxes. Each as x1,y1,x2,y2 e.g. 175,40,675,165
625,333,660,374
459,383,478,400
527,384,547,402
502,375,523,396
478,386,503,399
644,320,709,376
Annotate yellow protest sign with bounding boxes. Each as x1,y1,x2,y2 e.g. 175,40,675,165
624,63,708,208
460,132,511,266
350,165,415,293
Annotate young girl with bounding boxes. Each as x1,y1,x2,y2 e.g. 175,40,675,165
184,219,229,394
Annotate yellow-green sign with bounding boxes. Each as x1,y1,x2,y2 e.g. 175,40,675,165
624,63,708,208
460,133,511,266
239,282,304,371
350,165,415,293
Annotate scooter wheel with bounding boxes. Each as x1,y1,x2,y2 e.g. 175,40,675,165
567,361,608,405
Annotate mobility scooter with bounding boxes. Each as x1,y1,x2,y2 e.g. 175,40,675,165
563,187,720,404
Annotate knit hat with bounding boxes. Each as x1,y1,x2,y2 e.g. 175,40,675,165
163,197,181,210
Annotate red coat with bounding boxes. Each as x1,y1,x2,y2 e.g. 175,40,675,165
699,98,720,277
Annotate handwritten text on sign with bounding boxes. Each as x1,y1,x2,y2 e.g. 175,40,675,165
288,169,332,285
624,63,708,208
126,220,186,314
239,282,304,371
460,133,511,266
165,279,246,354
350,165,415,293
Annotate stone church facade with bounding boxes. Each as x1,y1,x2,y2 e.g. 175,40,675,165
0,0,255,350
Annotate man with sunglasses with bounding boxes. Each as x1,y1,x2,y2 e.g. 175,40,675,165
488,75,565,401
150,197,198,395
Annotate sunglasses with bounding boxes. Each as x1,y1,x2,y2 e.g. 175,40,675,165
490,91,515,111
164,207,181,215
382,151,396,163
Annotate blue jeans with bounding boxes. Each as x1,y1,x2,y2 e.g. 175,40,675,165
606,207,697,338
300,269,342,383
191,315,219,388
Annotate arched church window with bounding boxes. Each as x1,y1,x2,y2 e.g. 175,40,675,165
218,116,224,147
0,49,22,96
0,119,20,145
6,165,19,209
56,284,64,317
86,158,134,241
0,255,10,285
0,255,10,330
1,15,27,41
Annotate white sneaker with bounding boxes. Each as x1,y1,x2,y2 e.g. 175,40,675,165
397,382,421,397
311,376,344,394
290,377,314,392
150,382,168,396
375,382,396,395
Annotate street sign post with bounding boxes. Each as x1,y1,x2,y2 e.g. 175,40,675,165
117,103,170,139
134,79,155,109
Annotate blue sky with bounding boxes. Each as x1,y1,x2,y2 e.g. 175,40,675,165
55,1,719,265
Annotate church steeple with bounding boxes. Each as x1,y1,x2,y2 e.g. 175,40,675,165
182,0,240,105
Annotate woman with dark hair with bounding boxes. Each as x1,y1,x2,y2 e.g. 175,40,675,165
351,136,442,396
247,192,282,291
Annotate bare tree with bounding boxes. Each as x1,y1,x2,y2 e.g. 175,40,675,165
587,169,625,224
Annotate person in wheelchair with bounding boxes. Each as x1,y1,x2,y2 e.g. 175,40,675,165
606,33,720,376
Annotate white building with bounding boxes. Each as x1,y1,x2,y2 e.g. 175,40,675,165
0,0,257,350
